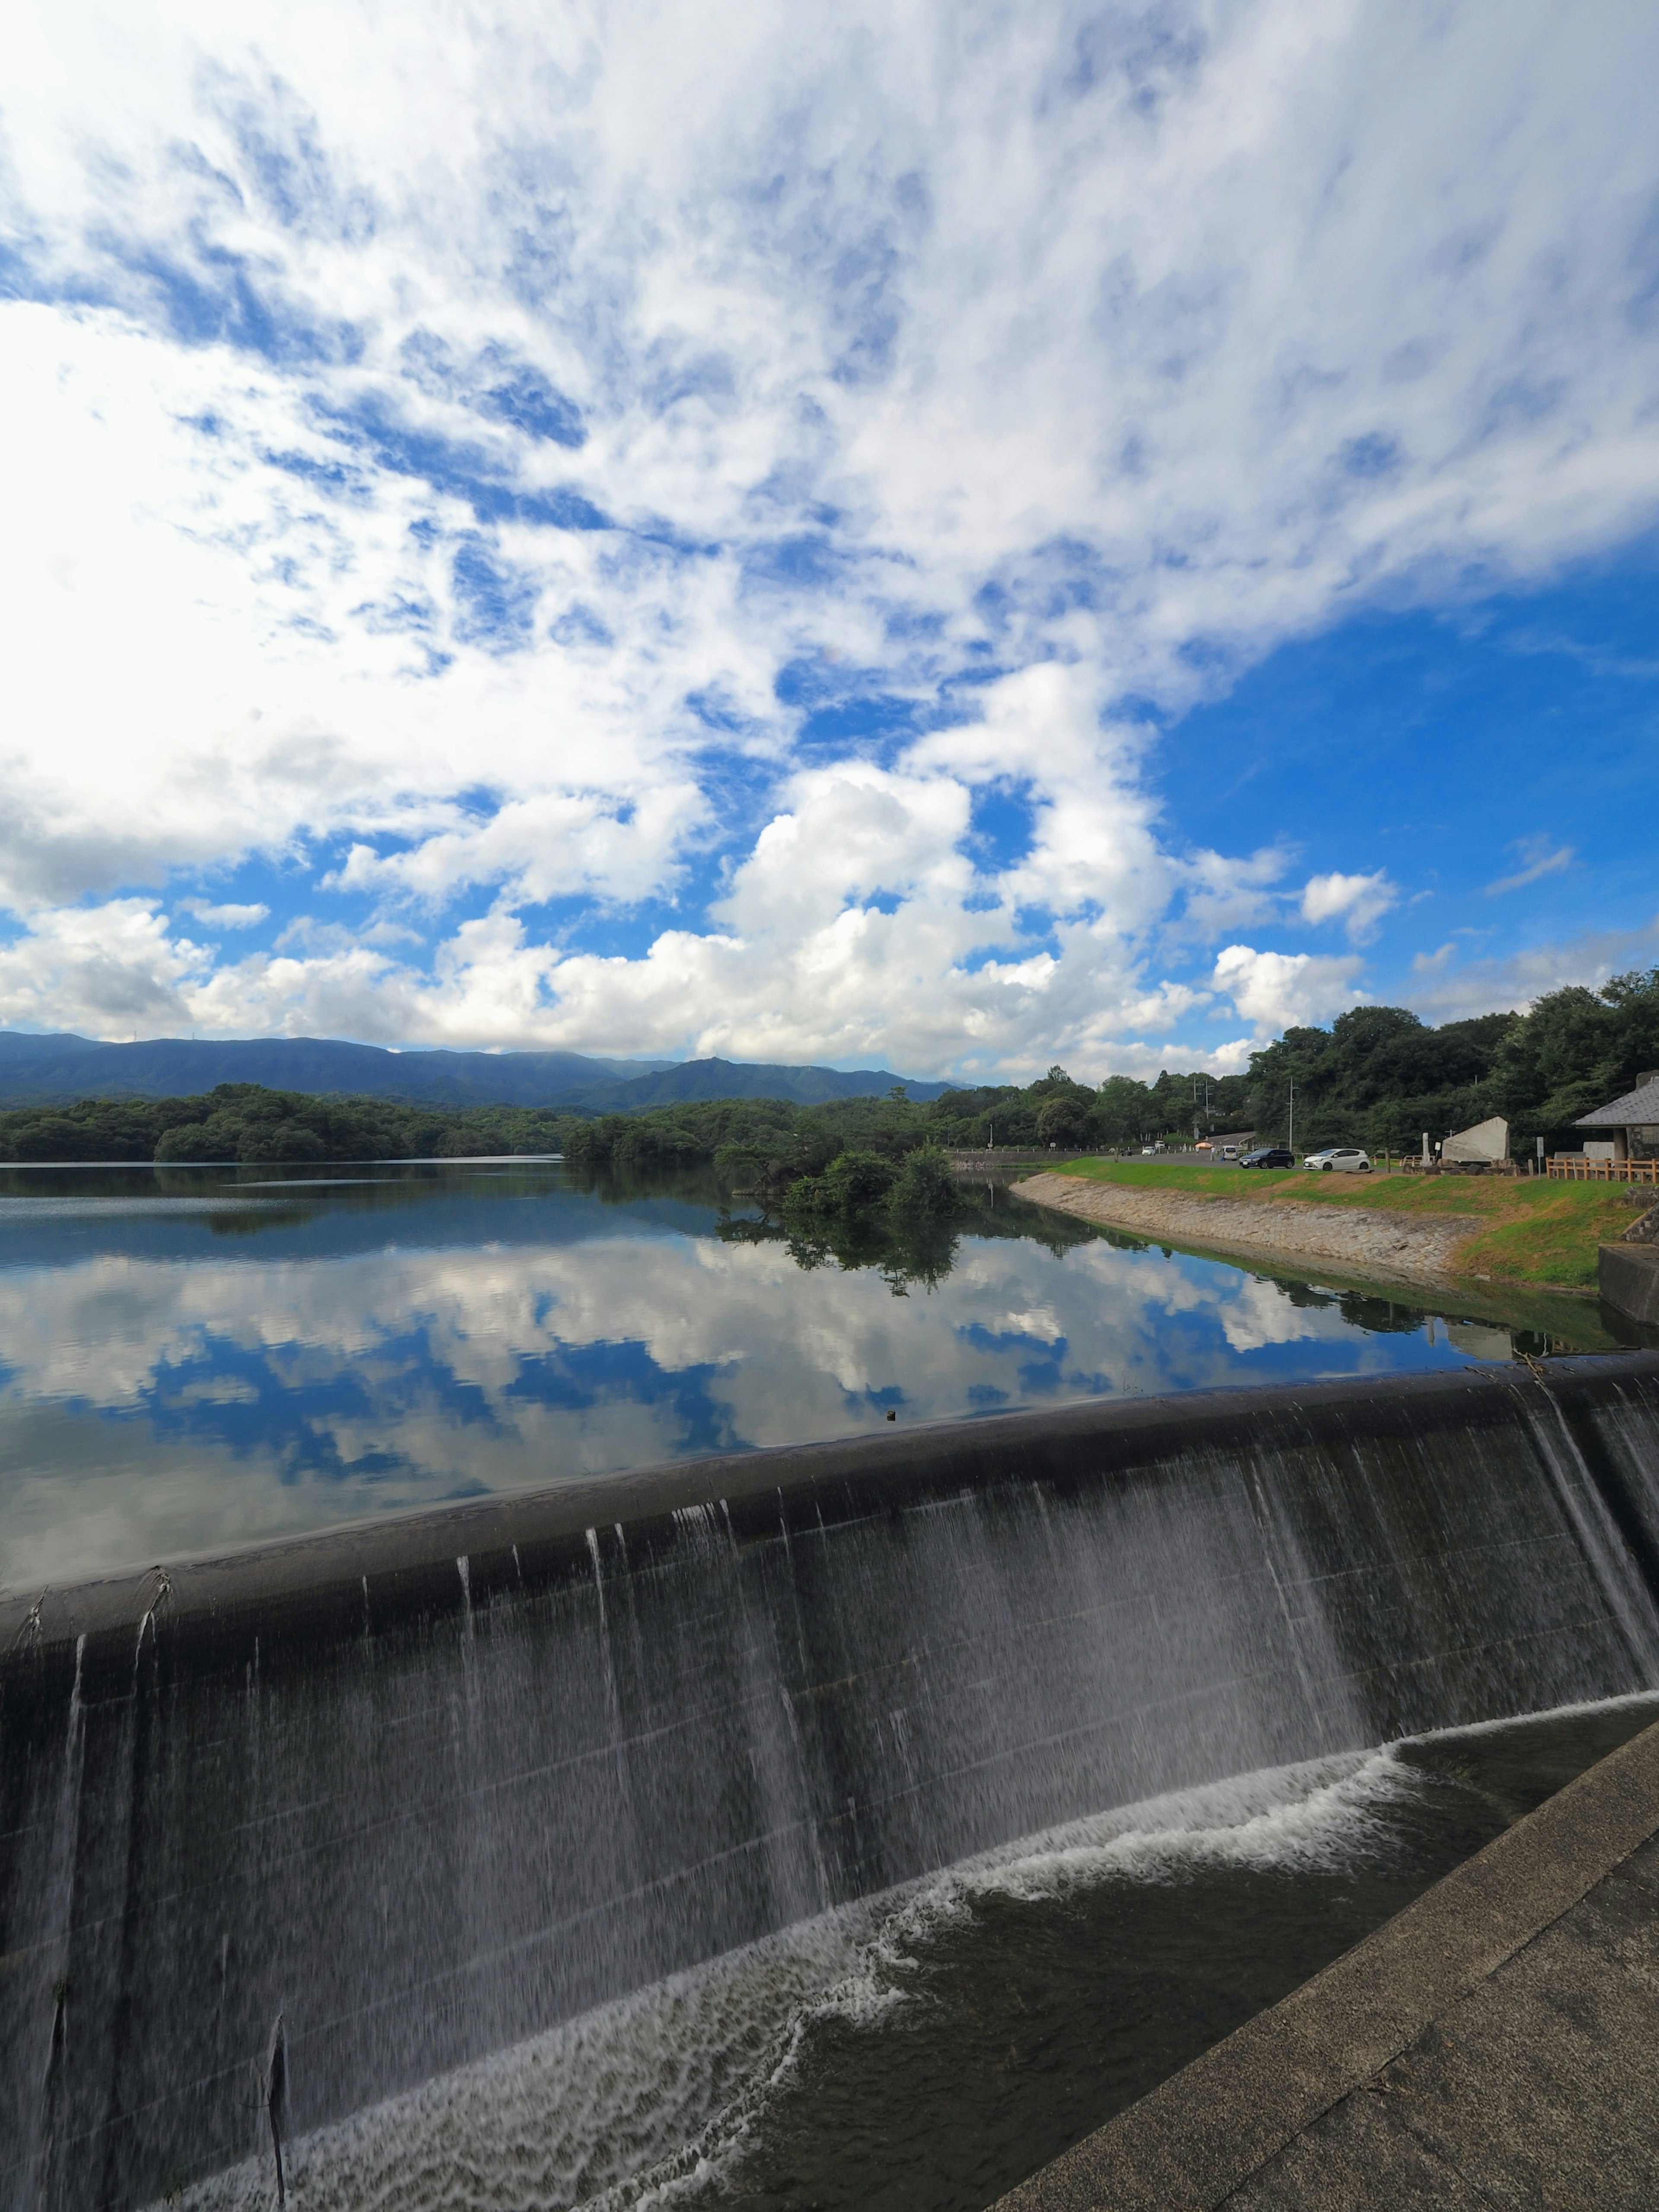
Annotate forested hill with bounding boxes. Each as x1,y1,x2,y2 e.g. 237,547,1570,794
0,1032,948,1111
0,1087,571,1165
1246,969,1659,1155
1,969,1653,1167
566,968,1659,1174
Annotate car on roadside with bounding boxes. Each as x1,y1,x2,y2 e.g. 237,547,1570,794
1238,1146,1294,1169
1302,1146,1372,1173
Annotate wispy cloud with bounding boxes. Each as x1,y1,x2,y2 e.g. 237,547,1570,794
1403,915,1659,1025
1485,839,1575,896
178,899,270,929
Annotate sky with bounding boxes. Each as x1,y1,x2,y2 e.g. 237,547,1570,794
2,0,1658,1082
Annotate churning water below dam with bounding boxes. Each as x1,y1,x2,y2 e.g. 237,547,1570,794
4,1354,1659,2210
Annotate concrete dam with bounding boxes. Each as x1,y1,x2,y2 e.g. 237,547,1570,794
4,1353,1659,2209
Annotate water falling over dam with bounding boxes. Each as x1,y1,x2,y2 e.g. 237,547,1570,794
4,1354,1659,2209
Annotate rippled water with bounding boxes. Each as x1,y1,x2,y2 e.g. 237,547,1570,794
0,1158,1596,1589
161,1695,1659,2212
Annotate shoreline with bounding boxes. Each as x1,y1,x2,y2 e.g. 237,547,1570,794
1012,1170,1511,1294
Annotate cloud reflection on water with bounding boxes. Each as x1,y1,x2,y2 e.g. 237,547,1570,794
0,1169,1472,1588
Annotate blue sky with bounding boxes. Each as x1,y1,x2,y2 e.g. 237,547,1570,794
1,0,1657,1079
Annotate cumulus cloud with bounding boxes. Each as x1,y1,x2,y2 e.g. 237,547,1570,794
1299,870,1398,941
1211,944,1366,1038
0,904,204,1033
3,1,1659,1068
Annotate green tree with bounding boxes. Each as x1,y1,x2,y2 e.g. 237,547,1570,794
1037,1093,1091,1148
887,1144,962,1218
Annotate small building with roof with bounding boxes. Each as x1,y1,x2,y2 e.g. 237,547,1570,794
1574,1073,1659,1163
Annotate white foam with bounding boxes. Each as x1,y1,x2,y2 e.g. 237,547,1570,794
159,1695,1655,2212
1398,1685,1659,1748
155,1746,1407,2212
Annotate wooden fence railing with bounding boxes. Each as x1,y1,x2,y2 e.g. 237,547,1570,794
1547,1156,1659,1184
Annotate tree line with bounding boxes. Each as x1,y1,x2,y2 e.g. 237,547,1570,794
1246,969,1659,1157
564,967,1659,1175
3,966,1653,1171
0,1084,569,1163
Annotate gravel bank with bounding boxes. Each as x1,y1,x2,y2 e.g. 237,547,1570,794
1013,1171,1481,1289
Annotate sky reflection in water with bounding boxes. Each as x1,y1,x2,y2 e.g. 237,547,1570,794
0,1161,1532,1588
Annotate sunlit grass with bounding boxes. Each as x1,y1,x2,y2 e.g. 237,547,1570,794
1042,1157,1640,1289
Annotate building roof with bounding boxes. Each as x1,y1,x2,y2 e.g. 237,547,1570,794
1576,1077,1659,1127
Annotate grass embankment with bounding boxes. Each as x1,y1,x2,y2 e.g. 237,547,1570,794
1047,1159,1640,1290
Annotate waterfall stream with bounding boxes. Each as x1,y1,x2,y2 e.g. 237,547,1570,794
3,1357,1658,2210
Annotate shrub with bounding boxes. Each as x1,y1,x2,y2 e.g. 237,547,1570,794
887,1145,961,1219
823,1149,899,1209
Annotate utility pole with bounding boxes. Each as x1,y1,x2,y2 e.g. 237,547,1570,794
1288,1080,1295,1156
1191,1076,1213,1143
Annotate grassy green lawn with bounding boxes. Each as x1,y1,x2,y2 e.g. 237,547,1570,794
1042,1157,1642,1290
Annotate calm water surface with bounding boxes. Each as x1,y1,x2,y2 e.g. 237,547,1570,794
0,1158,1572,1588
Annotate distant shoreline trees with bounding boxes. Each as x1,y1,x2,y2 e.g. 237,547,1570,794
0,1084,569,1164
2,968,1653,1173
1244,969,1659,1157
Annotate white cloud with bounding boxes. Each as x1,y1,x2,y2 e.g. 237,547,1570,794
1211,943,1366,1037
1485,839,1576,896
1299,870,1397,941
1402,914,1659,1025
178,900,271,928
2,1,1659,1068
0,903,205,1034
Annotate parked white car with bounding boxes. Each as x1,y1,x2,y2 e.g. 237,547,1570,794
1302,1146,1371,1173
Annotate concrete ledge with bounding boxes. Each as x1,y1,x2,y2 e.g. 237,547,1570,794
993,1715,1659,2211
7,1354,1658,1676
1601,1241,1659,1327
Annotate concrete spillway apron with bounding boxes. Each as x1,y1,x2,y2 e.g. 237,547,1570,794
994,1716,1659,2209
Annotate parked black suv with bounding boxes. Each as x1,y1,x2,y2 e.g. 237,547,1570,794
1238,1146,1294,1169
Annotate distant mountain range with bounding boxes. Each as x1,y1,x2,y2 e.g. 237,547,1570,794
0,1031,951,1111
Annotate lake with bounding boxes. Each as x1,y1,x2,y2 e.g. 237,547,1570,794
0,1157,1579,1593
5,1159,1659,2212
